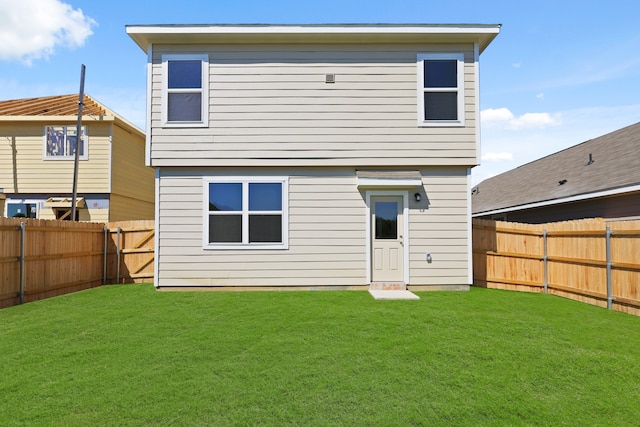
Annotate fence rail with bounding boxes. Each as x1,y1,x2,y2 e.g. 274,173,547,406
4,216,639,315
473,218,640,316
0,218,154,309
106,220,155,284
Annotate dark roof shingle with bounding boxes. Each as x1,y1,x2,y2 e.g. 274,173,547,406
472,121,640,214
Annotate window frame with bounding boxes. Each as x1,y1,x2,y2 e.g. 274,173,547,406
162,53,209,128
43,125,89,160
203,177,289,250
417,53,465,127
6,199,40,218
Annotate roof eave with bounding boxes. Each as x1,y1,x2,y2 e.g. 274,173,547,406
0,114,145,138
473,184,640,217
0,114,114,122
126,24,501,53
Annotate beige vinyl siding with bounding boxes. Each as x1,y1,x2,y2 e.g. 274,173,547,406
110,123,155,220
157,167,366,287
0,121,110,194
156,166,470,288
109,193,154,222
409,168,470,285
149,44,477,167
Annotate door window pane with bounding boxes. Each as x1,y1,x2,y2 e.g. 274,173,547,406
375,202,398,239
209,215,242,243
249,183,282,211
249,215,282,243
209,183,242,211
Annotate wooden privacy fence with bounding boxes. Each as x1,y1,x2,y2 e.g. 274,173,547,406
106,220,155,285
0,218,154,309
473,218,640,316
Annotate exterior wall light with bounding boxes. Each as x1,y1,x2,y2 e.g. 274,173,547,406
414,192,421,202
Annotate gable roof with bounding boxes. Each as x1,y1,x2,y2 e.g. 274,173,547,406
472,121,640,216
126,23,501,54
0,94,107,116
0,94,144,137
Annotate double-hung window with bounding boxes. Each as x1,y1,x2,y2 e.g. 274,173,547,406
43,125,88,160
204,177,289,249
417,53,465,127
163,54,209,127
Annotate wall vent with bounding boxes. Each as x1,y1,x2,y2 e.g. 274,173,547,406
325,74,335,84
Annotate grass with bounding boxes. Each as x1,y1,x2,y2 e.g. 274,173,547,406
1,285,639,426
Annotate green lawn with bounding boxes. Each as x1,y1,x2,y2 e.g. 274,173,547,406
1,285,639,426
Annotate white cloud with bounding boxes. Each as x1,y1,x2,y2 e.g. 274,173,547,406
480,107,514,123
0,0,96,64
512,62,522,68
509,112,561,130
481,108,562,130
475,103,640,186
536,93,544,99
482,152,513,162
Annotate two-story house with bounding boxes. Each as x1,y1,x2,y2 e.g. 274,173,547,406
127,24,500,291
0,94,154,221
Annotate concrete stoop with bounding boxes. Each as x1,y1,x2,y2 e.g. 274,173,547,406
369,282,407,291
368,289,420,300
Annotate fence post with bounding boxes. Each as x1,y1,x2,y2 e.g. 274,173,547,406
116,227,121,284
19,222,26,304
543,229,548,294
103,225,108,285
606,226,613,310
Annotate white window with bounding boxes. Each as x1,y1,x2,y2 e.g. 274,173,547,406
203,177,289,249
162,54,209,127
417,53,465,127
43,125,88,160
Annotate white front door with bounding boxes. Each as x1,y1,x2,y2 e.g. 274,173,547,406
371,196,404,282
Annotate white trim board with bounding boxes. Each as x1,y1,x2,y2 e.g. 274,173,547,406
153,167,160,287
357,178,422,188
466,168,473,285
365,190,410,285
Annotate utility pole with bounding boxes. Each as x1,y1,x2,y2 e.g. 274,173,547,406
71,64,86,221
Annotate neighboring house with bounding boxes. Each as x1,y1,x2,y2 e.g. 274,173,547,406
0,94,154,221
472,121,640,223
126,24,500,290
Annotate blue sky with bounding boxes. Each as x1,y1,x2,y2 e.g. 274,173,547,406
1,0,639,184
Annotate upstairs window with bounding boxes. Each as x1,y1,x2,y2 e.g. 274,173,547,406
163,54,209,127
44,125,88,160
417,53,465,127
204,177,289,250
